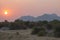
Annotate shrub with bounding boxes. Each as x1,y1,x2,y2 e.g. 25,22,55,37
31,27,41,35
16,32,19,35
37,27,47,36
38,31,47,36
31,27,46,36
54,27,60,37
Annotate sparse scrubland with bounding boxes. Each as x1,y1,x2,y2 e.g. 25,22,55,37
0,29,60,40
0,20,60,40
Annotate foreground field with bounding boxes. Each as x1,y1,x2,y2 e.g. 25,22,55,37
0,29,60,40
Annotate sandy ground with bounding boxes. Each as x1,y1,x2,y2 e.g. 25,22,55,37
0,29,60,40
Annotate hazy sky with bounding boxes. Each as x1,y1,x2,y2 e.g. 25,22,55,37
0,0,60,21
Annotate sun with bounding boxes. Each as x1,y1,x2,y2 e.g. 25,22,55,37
4,10,8,15
5,11,8,15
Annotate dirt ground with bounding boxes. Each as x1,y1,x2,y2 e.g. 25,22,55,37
0,29,60,40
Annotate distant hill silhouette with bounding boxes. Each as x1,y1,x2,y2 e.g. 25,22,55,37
19,14,60,21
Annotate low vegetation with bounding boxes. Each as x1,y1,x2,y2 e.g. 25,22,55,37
0,19,60,38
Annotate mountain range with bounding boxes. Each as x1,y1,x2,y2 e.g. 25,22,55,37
19,14,60,22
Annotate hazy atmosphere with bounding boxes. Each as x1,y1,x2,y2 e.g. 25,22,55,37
0,0,60,21
0,0,60,40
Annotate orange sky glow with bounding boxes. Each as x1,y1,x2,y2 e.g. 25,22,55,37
0,0,60,22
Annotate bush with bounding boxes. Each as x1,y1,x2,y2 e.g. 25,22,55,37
54,27,60,37
16,32,19,35
37,27,47,36
31,27,46,36
31,27,41,35
38,31,47,36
